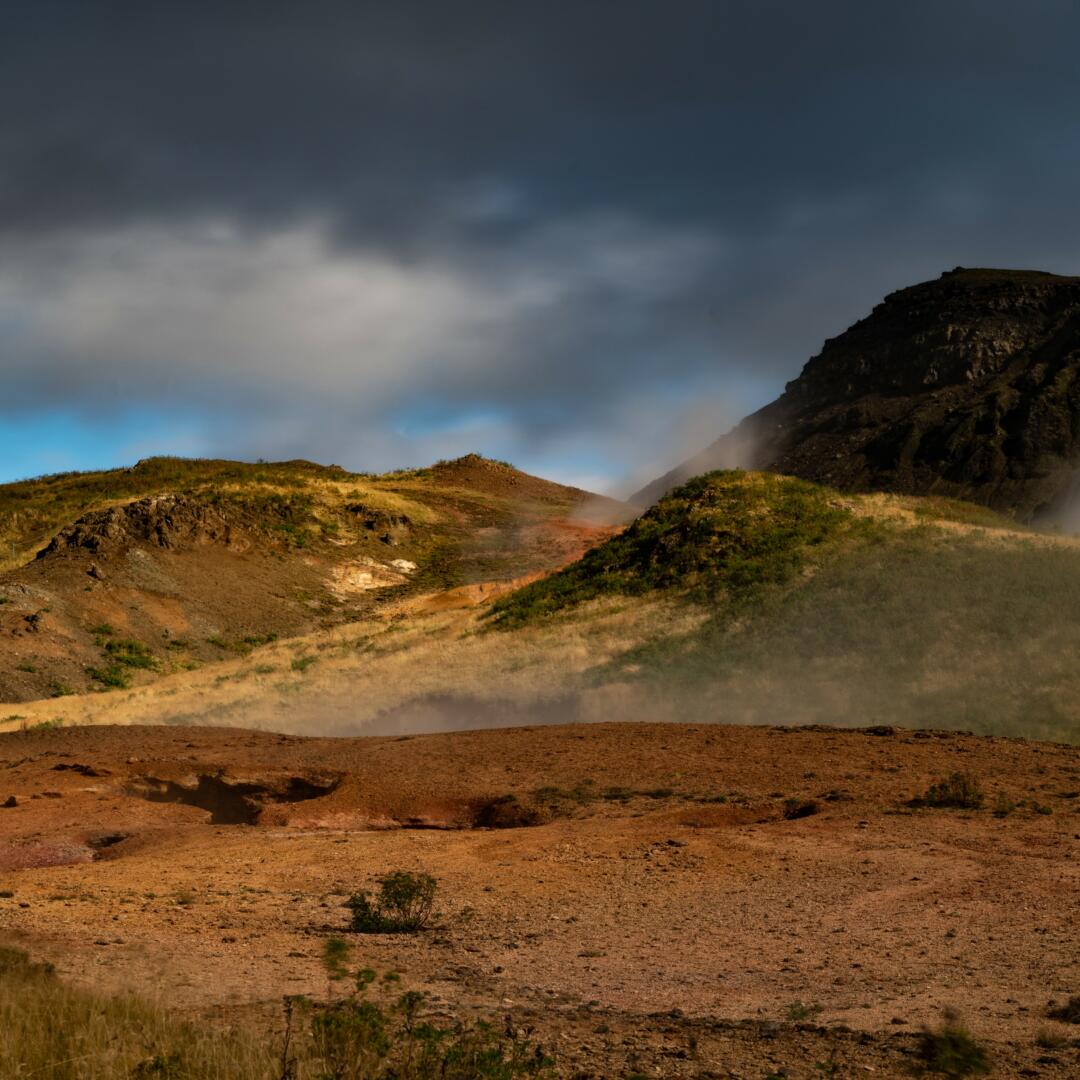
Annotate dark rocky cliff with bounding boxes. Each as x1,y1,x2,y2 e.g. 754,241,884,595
636,268,1080,523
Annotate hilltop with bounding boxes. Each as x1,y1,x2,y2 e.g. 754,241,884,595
0,454,632,703
637,268,1080,522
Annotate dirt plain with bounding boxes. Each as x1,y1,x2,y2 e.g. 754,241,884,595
1,720,1078,1078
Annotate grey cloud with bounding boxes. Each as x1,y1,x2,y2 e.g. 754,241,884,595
3,2,1080,488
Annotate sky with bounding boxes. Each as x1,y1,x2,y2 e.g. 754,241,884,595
3,1,1080,495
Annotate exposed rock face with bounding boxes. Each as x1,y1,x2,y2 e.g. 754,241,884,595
346,503,412,545
636,268,1080,523
37,495,239,558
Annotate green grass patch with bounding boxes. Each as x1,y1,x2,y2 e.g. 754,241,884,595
86,664,130,690
104,639,156,669
489,471,861,628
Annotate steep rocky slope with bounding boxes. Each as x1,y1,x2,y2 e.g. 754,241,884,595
637,268,1080,522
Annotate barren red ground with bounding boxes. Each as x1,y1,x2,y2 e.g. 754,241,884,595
1,722,1078,1077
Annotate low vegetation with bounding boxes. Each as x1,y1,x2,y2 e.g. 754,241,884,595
915,773,985,810
0,457,347,568
345,871,438,934
915,1012,990,1077
489,471,861,628
0,944,551,1079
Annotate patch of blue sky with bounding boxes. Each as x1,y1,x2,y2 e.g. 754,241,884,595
0,407,210,484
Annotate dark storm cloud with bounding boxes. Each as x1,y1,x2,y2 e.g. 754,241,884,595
3,1,1080,488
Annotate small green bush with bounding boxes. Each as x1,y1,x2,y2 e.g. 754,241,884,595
916,1013,990,1077
105,639,156,669
86,664,129,689
346,871,437,934
917,773,984,810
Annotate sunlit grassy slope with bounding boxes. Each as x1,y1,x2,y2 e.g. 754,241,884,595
487,470,1080,742
4,469,1080,744
0,453,605,573
0,453,634,703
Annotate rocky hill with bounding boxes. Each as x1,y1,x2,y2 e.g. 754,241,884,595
0,454,632,703
636,268,1080,523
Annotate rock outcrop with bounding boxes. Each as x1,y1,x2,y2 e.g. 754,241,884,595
36,495,240,558
636,268,1080,523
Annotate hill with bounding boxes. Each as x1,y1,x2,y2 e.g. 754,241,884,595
8,470,1080,745
0,454,633,703
636,267,1080,523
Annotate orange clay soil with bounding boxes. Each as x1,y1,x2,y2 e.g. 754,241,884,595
1,721,1079,1078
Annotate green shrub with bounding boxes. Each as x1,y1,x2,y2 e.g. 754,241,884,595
86,664,129,689
105,638,156,669
916,1013,990,1077
346,871,438,933
917,773,984,810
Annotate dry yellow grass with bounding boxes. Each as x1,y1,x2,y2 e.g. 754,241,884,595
0,948,276,1078
0,594,703,736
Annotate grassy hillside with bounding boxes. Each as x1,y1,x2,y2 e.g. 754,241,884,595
489,471,1080,742
488,472,867,627
6,467,1080,744
0,454,631,703
0,454,612,572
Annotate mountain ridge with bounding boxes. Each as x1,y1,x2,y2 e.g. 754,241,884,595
635,267,1080,522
